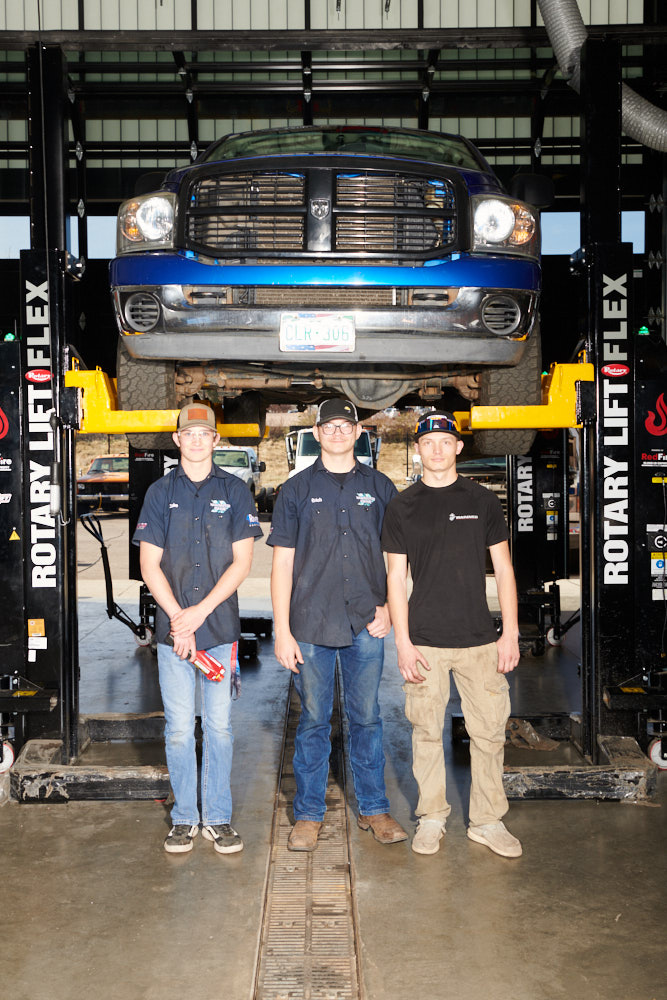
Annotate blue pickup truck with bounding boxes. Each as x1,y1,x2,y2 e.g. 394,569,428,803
110,125,549,453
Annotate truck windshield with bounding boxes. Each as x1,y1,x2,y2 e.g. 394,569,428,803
89,457,128,473
202,127,485,171
213,450,249,468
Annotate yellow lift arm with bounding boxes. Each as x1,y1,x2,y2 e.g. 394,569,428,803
64,366,264,438
66,360,594,436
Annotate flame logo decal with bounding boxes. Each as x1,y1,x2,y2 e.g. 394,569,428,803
0,406,8,440
645,393,667,436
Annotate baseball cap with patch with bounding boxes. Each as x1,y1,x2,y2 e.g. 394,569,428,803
177,402,217,433
316,398,358,425
414,409,462,441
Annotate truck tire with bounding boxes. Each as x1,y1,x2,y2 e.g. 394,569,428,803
116,341,178,450
224,391,266,446
472,327,542,457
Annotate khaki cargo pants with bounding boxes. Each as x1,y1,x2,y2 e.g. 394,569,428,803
404,642,510,828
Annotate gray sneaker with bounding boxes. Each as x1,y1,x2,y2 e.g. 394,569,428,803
467,821,522,858
164,824,199,854
202,823,244,855
412,819,445,855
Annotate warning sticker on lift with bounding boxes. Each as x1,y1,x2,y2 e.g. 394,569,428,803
647,525,667,601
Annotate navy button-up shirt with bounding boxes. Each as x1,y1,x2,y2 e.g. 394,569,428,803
133,463,262,649
267,458,397,647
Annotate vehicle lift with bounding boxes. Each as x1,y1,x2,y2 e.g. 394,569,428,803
1,39,665,801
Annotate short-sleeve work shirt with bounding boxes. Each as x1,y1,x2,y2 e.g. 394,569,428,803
267,458,397,647
132,463,262,649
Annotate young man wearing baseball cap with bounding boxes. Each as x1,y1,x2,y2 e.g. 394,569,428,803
382,410,522,858
133,402,262,855
268,397,407,852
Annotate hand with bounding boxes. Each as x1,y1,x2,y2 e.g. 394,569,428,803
172,631,197,661
396,642,430,684
170,604,207,638
366,604,391,639
274,633,304,674
496,632,520,674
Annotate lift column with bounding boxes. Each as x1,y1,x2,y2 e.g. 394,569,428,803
577,39,637,761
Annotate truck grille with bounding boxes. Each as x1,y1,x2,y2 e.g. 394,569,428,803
184,168,459,258
253,287,395,307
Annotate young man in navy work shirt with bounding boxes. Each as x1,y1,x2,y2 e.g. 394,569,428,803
383,410,522,859
134,402,262,855
268,397,407,852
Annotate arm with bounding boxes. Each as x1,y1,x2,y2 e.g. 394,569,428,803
170,536,256,639
489,540,520,674
386,552,430,683
139,540,195,660
270,545,304,674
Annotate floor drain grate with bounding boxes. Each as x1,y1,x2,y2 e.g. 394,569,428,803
253,681,361,1000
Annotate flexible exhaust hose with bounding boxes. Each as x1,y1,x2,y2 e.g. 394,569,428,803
538,0,667,152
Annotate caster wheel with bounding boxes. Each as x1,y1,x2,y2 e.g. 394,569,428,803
135,626,154,648
647,738,667,769
547,627,562,647
0,741,15,773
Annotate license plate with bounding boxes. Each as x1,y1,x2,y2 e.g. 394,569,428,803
279,312,356,352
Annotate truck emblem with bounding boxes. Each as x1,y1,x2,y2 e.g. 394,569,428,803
310,199,330,220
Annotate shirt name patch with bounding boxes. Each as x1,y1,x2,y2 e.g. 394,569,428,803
449,513,479,521
356,492,376,507
246,513,259,526
211,499,231,515
311,497,323,503
169,502,179,509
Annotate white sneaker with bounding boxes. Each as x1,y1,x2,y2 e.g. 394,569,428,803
467,821,522,858
411,819,445,855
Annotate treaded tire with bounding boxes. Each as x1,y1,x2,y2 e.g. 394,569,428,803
472,327,542,457
224,391,266,446
116,341,177,450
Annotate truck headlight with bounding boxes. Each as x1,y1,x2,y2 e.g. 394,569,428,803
117,193,177,254
472,196,538,256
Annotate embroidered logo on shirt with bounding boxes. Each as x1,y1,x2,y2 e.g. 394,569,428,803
169,502,179,509
210,499,231,515
356,492,376,507
311,497,323,503
137,522,147,530
246,513,259,526
449,513,479,521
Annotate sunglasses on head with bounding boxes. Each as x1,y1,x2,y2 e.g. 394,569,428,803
415,414,459,436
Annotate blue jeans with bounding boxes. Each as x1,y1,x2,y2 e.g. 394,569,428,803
293,628,390,821
157,641,235,826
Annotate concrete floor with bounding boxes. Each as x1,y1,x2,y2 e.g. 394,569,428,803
1,516,665,1000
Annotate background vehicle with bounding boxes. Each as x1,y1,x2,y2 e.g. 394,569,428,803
212,445,265,497
76,454,129,512
285,426,380,478
110,126,551,455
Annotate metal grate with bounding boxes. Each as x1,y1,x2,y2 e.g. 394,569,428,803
193,172,305,207
336,214,450,252
254,287,395,307
253,681,360,1000
187,214,305,251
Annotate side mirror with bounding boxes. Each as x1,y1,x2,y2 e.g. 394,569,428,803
259,461,266,473
508,172,554,210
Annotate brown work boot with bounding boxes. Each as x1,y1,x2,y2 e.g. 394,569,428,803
357,813,408,844
287,820,322,852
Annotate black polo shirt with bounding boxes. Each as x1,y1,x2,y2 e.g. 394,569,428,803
133,463,262,649
267,457,397,647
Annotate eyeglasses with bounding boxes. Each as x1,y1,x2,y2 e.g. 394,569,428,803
179,428,215,441
415,414,459,436
319,421,355,436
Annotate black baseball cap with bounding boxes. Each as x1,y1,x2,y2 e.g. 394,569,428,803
316,398,358,425
414,409,462,441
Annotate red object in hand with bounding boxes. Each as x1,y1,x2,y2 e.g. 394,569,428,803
189,648,226,682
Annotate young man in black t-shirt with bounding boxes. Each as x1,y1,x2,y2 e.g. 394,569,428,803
382,410,522,859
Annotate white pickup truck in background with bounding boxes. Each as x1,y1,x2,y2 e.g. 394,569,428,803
213,445,265,497
285,426,381,479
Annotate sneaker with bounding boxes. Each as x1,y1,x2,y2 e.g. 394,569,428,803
201,823,244,855
164,824,198,854
412,819,445,855
467,821,522,858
